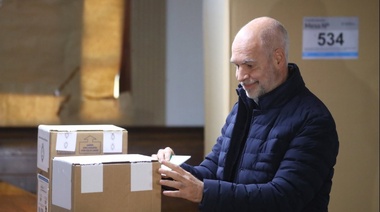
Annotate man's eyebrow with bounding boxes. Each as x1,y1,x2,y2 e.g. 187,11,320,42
230,58,256,64
242,59,256,64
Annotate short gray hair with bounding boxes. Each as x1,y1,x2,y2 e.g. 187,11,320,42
259,19,289,63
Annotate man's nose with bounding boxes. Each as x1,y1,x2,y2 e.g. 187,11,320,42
236,67,248,82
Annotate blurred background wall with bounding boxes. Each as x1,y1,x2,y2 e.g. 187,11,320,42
0,0,204,127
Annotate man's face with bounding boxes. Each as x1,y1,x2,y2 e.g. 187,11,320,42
230,34,282,100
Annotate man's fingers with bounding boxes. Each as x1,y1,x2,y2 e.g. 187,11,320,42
160,178,182,190
158,161,204,203
163,147,174,161
160,160,175,168
160,160,186,175
159,165,182,181
156,147,174,162
164,151,171,161
162,189,182,198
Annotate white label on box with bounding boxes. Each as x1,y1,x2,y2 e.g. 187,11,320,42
81,164,104,193
131,162,153,191
37,126,50,172
103,131,123,153
56,132,77,152
52,160,72,210
37,174,49,212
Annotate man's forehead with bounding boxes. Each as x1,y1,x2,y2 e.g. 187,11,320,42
231,38,260,64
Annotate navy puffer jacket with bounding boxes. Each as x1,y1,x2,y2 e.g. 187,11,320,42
181,63,339,212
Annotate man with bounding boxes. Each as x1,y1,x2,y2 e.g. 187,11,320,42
156,17,339,211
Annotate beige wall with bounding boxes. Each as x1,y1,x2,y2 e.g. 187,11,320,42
204,0,379,211
203,0,231,153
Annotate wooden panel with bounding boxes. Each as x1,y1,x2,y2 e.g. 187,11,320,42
0,128,39,193
127,127,204,165
0,181,37,212
0,126,203,211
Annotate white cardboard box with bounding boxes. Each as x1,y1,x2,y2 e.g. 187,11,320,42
36,125,128,212
50,154,161,212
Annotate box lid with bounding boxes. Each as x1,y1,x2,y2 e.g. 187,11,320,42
53,154,155,165
38,124,126,132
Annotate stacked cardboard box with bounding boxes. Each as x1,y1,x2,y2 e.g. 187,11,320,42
36,125,129,211
51,154,161,212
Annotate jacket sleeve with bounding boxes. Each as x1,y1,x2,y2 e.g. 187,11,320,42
180,103,238,179
181,125,227,180
198,112,339,212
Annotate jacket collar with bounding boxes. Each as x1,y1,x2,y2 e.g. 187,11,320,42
236,63,305,110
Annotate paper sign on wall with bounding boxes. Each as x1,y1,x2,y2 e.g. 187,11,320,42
302,17,359,60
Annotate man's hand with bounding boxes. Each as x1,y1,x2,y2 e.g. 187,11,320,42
158,160,203,203
152,147,174,162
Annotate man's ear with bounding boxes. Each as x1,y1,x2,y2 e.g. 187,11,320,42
274,48,285,67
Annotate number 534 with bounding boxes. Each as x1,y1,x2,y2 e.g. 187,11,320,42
318,32,344,46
